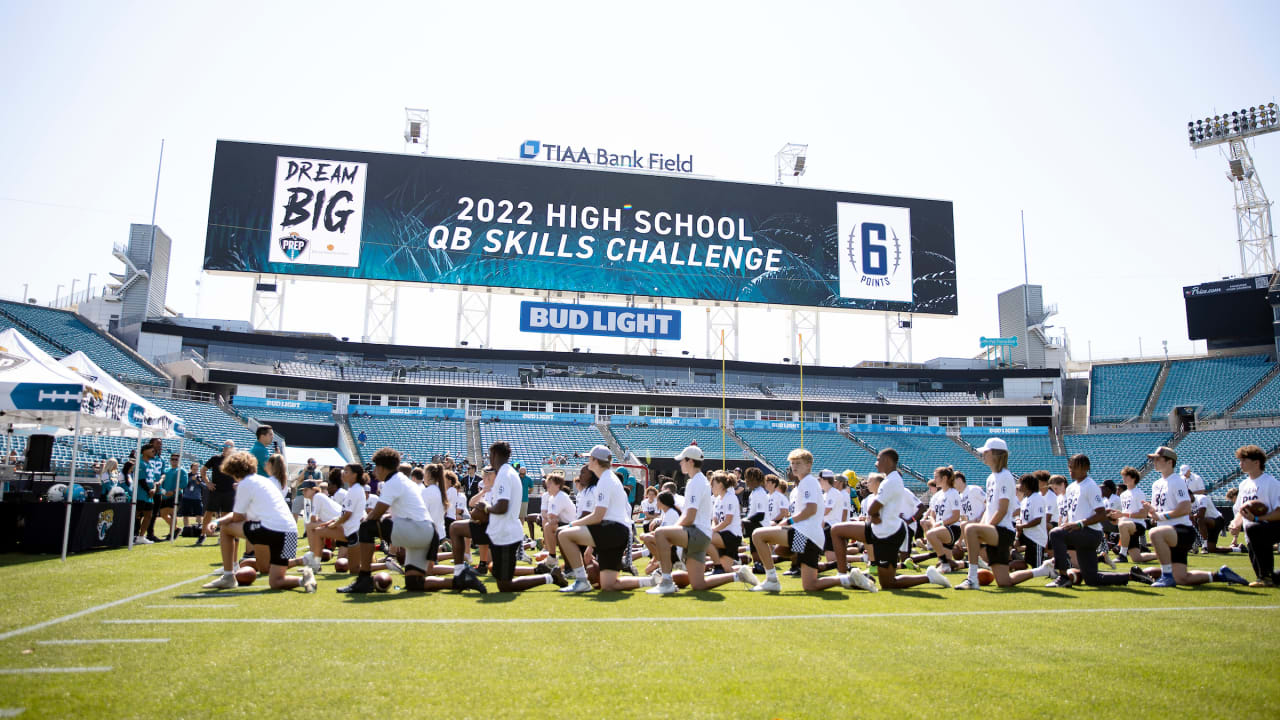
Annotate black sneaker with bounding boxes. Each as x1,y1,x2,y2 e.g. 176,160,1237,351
1129,565,1155,585
456,567,488,594
752,562,765,574
337,576,376,594
194,536,205,546
1047,574,1073,589
1115,554,1128,563
783,567,801,577
476,561,488,575
549,566,569,588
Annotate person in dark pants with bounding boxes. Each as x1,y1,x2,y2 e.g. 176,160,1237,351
1046,454,1134,589
1229,444,1280,587
200,441,237,547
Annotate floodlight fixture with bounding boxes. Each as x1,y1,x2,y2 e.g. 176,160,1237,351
1188,102,1278,149
404,108,429,154
775,143,808,184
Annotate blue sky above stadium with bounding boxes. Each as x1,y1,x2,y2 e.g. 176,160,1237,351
1,1,1277,364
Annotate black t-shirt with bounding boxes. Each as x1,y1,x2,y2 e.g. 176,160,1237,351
205,454,234,493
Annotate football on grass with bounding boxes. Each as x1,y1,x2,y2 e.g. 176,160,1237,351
321,548,333,561
374,571,393,592
234,566,257,586
977,568,994,586
335,557,349,573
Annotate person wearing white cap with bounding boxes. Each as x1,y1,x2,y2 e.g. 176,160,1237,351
1180,464,1206,497
957,438,1054,590
647,446,758,594
557,445,657,593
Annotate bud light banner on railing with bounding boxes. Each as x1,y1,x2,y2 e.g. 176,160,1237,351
520,301,680,340
610,415,719,428
233,395,333,411
736,419,837,432
346,405,464,420
204,140,957,315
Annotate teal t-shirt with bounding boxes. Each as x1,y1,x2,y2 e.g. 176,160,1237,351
139,457,164,502
251,442,271,473
161,468,189,498
520,473,532,503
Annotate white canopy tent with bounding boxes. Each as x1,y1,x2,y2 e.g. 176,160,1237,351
283,445,347,470
0,328,178,559
58,351,188,546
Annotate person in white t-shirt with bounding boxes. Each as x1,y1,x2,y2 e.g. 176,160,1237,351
538,471,577,568
741,468,769,573
1044,454,1135,589
957,439,1055,590
1192,492,1229,554
636,491,683,571
1230,444,1280,587
818,469,848,566
765,475,790,526
1113,467,1156,564
1015,474,1048,568
201,451,315,592
638,486,661,529
1037,472,1059,532
649,448,757,594
297,480,343,572
557,445,656,593
707,471,749,578
478,442,565,592
923,467,963,572
1137,446,1248,588
748,448,868,592
1181,465,1206,496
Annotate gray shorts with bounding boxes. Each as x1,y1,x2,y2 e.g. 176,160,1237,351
685,526,711,563
389,517,437,571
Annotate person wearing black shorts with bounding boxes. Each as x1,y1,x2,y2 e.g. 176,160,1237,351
200,441,237,547
958,439,1055,590
1137,446,1248,588
450,465,495,577
480,442,565,592
201,451,315,592
557,445,656,593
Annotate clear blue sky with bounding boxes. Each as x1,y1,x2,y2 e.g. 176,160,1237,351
2,1,1278,365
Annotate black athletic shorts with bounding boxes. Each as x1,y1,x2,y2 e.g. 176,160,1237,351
865,523,906,569
244,521,289,567
490,541,519,584
1127,523,1148,549
1024,539,1045,567
718,531,741,556
945,524,962,547
136,500,154,512
822,525,833,552
587,521,629,572
469,521,491,547
358,516,393,544
156,498,175,510
1206,515,1226,539
337,530,358,548
444,517,455,536
988,526,1017,566
206,489,236,514
783,526,821,569
178,498,203,517
1170,524,1197,565
742,518,761,542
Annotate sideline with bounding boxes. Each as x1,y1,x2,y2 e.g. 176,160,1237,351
0,574,208,642
105,604,1280,626
37,639,168,646
0,667,111,675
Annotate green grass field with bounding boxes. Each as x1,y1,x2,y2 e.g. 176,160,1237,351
1,526,1278,720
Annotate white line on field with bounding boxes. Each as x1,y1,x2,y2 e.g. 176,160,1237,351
144,599,236,604
104,604,1280,626
0,667,112,675
0,709,23,718
37,638,169,646
0,574,208,642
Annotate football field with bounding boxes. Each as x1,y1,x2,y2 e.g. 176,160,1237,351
0,531,1277,720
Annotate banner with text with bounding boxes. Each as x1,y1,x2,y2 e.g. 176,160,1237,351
233,395,333,411
520,301,680,340
481,410,595,424
346,404,464,419
610,415,719,428
849,423,946,435
204,141,956,315
736,419,838,432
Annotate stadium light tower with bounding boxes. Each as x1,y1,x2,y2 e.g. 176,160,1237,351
775,143,807,185
1188,102,1279,276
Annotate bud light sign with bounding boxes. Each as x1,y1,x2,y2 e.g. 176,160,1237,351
519,301,680,340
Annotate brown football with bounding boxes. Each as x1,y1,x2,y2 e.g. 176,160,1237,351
234,566,257,586
470,504,489,524
1245,499,1269,517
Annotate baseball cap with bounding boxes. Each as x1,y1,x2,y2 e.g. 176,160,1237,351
588,445,612,462
299,480,318,490
1179,464,1190,472
818,469,835,479
674,445,704,461
307,458,316,464
1147,446,1178,462
975,437,1008,453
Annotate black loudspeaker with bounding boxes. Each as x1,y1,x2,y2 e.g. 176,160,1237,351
26,434,54,473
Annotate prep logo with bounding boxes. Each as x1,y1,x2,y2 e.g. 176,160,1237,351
836,202,913,303
278,232,309,260
519,140,541,159
267,156,367,268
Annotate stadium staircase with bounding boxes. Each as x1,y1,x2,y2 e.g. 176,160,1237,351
1061,378,1090,434
1139,361,1172,422
950,433,982,460
466,418,482,464
841,429,929,482
727,428,780,475
596,421,626,459
1225,362,1280,417
338,416,362,464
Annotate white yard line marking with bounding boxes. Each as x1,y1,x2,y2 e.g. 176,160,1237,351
0,574,208,642
37,639,169,646
105,604,1280,626
143,604,237,609
0,709,24,718
0,667,112,675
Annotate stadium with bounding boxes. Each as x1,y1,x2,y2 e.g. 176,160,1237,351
1,4,1279,718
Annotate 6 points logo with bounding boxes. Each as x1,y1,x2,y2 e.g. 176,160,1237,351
836,202,913,303
519,140,541,159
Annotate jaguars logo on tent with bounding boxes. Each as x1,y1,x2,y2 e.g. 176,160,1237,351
277,232,309,260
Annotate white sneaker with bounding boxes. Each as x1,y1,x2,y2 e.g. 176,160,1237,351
936,562,953,574
735,565,760,587
383,556,404,575
926,565,952,588
202,572,237,590
849,568,878,593
135,535,153,545
1033,559,1056,578
1102,554,1116,570
750,578,782,592
646,578,678,595
954,578,977,590
559,578,592,593
976,557,990,570
299,567,316,593
672,560,687,572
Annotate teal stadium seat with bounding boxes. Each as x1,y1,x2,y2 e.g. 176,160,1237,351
0,300,164,386
1089,362,1160,423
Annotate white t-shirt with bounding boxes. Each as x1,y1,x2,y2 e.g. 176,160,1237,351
767,490,788,523
365,492,380,511
715,492,742,537
683,472,714,536
961,485,986,522
1121,487,1148,528
1043,489,1059,521
640,497,658,516
871,471,912,536
1196,494,1222,520
861,492,878,521
233,474,296,534
822,487,841,526
594,469,632,526
983,470,1019,531
487,463,524,546
673,493,686,511
340,483,366,537
836,489,852,523
791,474,825,549
1056,491,1071,524
1105,494,1123,513
1235,472,1280,528
931,487,962,526
576,484,597,517
445,486,461,520
378,472,429,522
545,491,577,524
333,487,348,506
1183,472,1205,494
748,486,769,519
1150,473,1192,528
659,507,680,527
1020,492,1048,547
423,483,445,537
1063,477,1105,531
310,493,341,523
